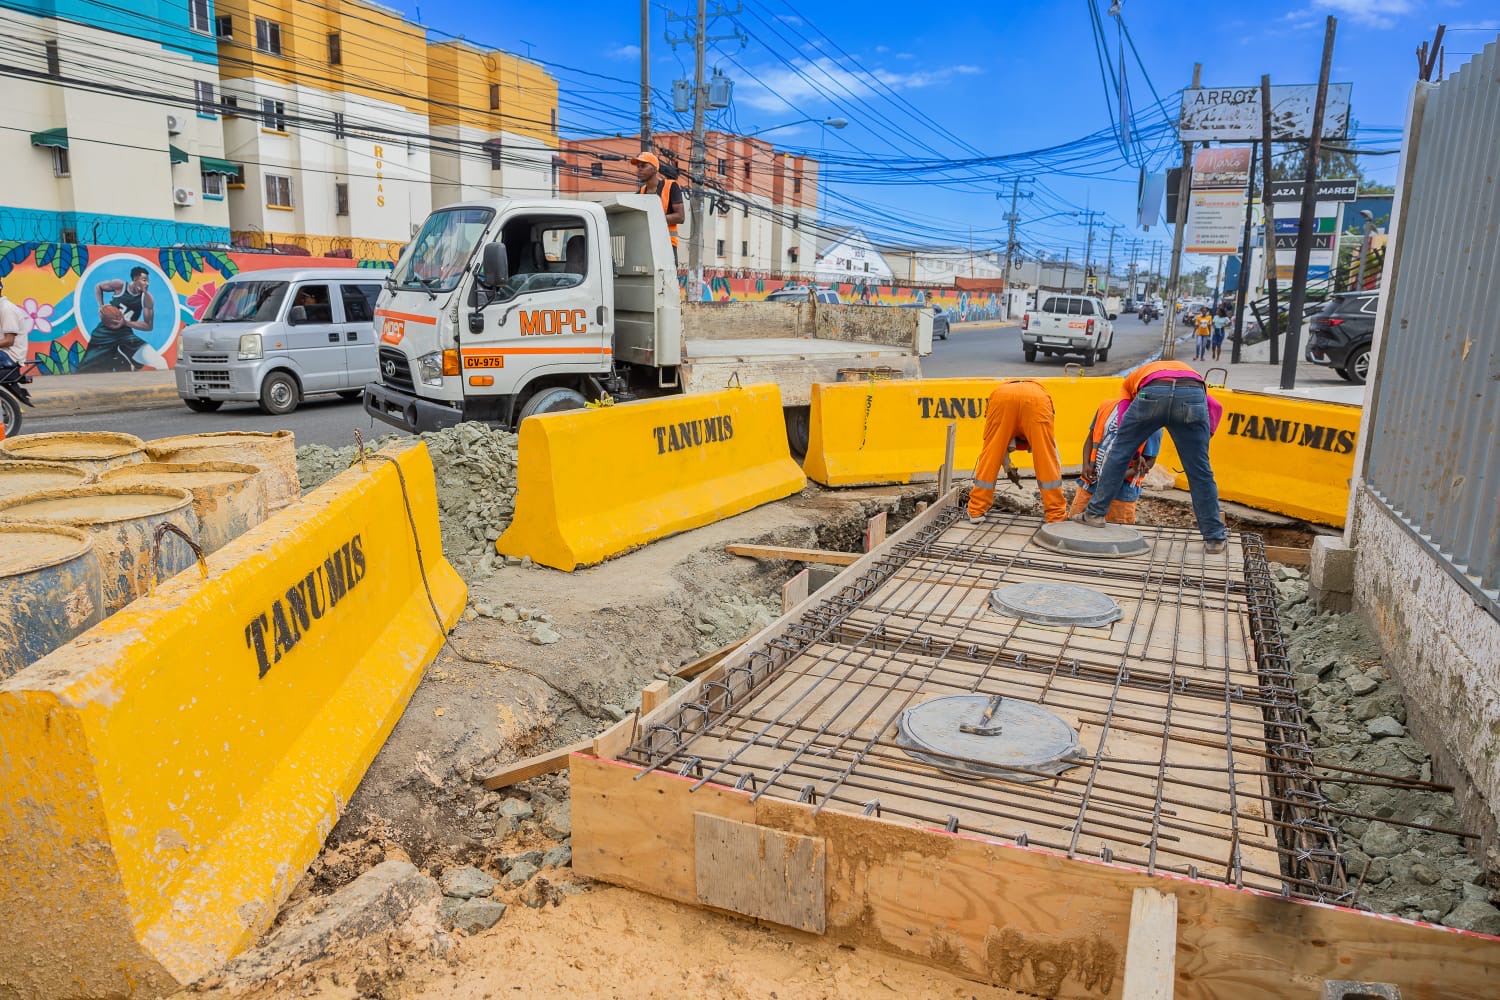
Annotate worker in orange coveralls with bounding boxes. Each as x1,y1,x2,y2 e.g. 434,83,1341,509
967,379,1066,523
1067,395,1164,524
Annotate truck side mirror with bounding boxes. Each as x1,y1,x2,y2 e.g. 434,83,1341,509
479,243,509,288
288,305,307,324
1108,313,1118,321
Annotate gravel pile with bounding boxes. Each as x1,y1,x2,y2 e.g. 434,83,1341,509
690,593,780,654
1277,569,1499,931
296,422,520,580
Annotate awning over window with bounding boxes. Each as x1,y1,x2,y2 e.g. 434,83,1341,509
30,128,68,149
169,144,190,165
199,156,242,180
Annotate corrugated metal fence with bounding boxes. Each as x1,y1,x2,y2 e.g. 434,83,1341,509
1362,39,1500,615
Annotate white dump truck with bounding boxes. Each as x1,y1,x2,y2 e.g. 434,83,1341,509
362,195,929,451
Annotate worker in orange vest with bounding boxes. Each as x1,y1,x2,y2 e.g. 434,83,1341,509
630,152,685,268
968,380,1066,523
1068,395,1163,524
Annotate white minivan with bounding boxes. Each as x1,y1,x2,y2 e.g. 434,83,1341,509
174,267,384,415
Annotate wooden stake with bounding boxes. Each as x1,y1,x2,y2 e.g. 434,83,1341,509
782,568,810,614
937,421,957,496
864,511,888,551
1122,886,1178,998
725,544,860,566
640,679,669,714
674,637,749,680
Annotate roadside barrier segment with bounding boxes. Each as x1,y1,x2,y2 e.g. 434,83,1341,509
803,376,1125,486
0,441,465,1000
497,384,806,571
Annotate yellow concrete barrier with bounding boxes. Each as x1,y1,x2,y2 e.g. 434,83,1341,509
803,376,1125,486
0,441,465,999
1155,389,1360,526
497,384,806,571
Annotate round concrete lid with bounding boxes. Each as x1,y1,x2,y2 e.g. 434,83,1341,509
897,694,1083,782
989,582,1124,628
1033,520,1152,559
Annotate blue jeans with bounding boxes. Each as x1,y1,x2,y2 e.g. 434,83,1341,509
1085,380,1226,542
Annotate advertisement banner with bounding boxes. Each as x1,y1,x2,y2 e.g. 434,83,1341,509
1185,190,1248,254
1191,147,1253,190
1179,84,1352,141
1270,178,1358,202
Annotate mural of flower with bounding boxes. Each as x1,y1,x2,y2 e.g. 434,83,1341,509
187,281,219,320
20,298,54,335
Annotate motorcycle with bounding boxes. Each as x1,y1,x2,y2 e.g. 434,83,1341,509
0,361,34,438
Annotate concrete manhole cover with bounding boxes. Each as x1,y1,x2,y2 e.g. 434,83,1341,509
989,582,1123,628
897,694,1084,782
1032,519,1152,558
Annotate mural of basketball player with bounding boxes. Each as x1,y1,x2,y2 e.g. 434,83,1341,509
77,266,167,373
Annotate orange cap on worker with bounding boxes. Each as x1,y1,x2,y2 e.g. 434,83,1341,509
967,379,1067,523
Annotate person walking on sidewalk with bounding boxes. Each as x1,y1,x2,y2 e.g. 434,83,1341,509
1068,395,1163,524
968,379,1066,524
1211,306,1230,361
1192,309,1213,361
1072,360,1229,553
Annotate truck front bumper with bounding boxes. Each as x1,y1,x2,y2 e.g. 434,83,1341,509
363,382,466,434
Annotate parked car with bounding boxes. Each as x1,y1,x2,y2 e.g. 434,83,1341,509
174,267,383,415
765,286,841,304
902,302,949,340
1021,294,1115,365
1305,291,1378,384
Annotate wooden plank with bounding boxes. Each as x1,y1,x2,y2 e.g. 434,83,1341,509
640,679,669,715
865,510,888,551
1264,544,1312,568
1122,887,1178,999
480,739,590,789
694,813,826,934
782,568,810,614
725,544,861,566
938,421,957,496
674,638,747,680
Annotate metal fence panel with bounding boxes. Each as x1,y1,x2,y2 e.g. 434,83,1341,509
1365,39,1500,614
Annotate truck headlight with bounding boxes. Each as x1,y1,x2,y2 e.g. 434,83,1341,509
238,333,262,360
417,350,445,386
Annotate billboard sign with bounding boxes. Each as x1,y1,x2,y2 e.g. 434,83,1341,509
1191,147,1252,190
1185,190,1248,254
1270,178,1358,202
1180,84,1352,141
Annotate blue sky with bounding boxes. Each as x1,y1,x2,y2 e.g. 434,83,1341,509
395,0,1497,270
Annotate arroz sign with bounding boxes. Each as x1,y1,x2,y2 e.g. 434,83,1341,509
1179,84,1352,141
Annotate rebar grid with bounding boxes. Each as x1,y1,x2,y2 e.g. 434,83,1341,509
623,496,1350,902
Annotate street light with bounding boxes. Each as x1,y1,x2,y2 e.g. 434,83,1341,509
743,116,848,138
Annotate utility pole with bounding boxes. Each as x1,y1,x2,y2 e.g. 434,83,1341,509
1103,224,1120,298
1079,209,1103,290
639,0,651,151
1230,140,1257,363
998,177,1033,319
1163,62,1202,360
1280,16,1338,390
1259,75,1282,365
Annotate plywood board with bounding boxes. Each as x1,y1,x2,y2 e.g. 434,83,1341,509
695,813,826,933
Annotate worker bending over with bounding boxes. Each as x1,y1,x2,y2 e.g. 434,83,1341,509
968,379,1066,523
1068,395,1164,524
1074,360,1228,552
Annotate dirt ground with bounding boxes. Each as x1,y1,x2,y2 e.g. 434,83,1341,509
192,478,1341,999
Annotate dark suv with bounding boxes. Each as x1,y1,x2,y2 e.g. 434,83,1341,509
1306,291,1378,384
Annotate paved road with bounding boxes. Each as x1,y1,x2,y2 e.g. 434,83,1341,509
25,393,410,449
924,317,1172,379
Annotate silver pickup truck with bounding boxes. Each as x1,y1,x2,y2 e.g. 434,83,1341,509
1020,293,1116,366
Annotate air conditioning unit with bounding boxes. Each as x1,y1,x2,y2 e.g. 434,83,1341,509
166,113,185,135
173,187,196,206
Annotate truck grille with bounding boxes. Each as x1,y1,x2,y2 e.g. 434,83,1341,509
379,347,414,392
192,370,231,389
189,353,230,365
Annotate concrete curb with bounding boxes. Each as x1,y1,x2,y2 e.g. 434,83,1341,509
28,384,182,418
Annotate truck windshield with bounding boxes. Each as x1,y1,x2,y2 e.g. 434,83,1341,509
393,207,494,294
203,280,288,322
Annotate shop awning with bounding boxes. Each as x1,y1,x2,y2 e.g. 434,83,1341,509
199,156,242,180
30,128,68,149
169,144,190,165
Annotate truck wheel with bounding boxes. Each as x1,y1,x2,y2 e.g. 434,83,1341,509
518,386,588,423
1024,346,1036,362
258,371,301,415
1083,347,1097,367
184,398,222,413
784,405,811,460
1098,348,1109,362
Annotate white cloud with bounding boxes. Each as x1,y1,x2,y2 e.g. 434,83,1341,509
735,55,984,112
776,14,804,26
874,45,890,54
1308,0,1417,28
608,44,641,59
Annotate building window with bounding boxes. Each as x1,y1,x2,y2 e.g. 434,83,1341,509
335,183,349,216
222,95,240,118
215,14,233,37
333,112,346,139
188,0,210,33
44,40,59,77
60,227,78,244
488,84,500,110
195,80,216,117
261,98,287,131
717,158,728,175
716,239,725,257
590,162,603,178
741,240,748,258
265,174,292,208
327,32,342,65
255,18,282,55
202,172,225,198
863,262,869,272
550,108,557,131
743,161,751,178
742,202,749,218
791,214,800,230
52,147,70,178
788,247,799,262
486,140,504,170
793,176,802,194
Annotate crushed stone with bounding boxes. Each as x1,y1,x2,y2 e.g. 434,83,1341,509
296,422,519,581
690,592,780,653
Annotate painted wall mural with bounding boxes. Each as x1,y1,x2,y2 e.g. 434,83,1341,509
0,242,390,375
682,274,1004,321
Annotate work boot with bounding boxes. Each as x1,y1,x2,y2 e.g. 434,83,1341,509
1204,539,1228,555
1071,512,1107,528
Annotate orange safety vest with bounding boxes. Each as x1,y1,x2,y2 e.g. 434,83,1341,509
640,177,680,247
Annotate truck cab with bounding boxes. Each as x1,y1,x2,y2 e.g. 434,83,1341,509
1020,293,1116,367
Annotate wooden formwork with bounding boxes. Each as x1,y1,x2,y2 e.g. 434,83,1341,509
571,492,1500,998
